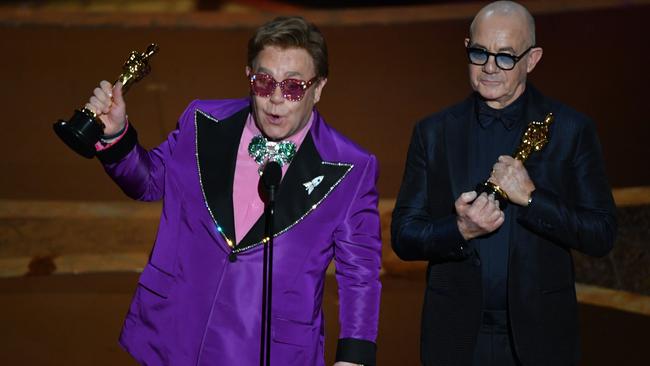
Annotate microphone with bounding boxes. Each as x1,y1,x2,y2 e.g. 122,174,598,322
261,161,282,202
260,160,281,366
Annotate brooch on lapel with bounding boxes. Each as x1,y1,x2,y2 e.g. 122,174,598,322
303,175,324,195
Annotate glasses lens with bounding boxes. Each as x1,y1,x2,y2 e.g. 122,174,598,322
251,74,275,97
495,54,516,70
281,79,306,101
468,48,488,65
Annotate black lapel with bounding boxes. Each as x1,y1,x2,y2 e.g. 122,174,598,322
236,133,353,251
522,84,554,165
446,96,475,198
196,106,249,246
509,84,553,259
524,84,551,133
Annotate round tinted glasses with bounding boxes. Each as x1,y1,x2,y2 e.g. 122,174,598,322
466,45,535,70
249,73,318,102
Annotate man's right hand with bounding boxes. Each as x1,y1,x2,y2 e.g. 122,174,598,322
85,80,126,137
455,191,504,241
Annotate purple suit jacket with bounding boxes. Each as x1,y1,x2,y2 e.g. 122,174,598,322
98,98,382,366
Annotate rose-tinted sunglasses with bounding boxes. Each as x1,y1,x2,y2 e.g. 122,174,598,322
249,73,318,102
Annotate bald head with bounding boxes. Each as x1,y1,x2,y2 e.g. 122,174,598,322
464,0,543,108
470,1,536,46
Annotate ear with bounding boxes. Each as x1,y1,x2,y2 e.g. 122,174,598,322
312,78,328,104
526,47,543,73
464,38,470,48
245,66,252,78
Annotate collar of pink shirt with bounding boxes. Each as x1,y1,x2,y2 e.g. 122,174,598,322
232,111,314,244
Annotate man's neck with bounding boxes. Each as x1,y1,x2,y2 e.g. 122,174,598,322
485,84,527,110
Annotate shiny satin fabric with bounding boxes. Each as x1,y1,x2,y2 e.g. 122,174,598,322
101,98,382,365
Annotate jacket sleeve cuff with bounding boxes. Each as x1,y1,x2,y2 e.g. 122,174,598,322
96,123,138,164
517,188,556,230
335,338,376,365
434,215,471,259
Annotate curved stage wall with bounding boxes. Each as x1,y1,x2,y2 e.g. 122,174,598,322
0,2,648,201
0,3,649,365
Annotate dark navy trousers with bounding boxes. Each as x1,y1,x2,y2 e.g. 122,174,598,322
472,310,521,366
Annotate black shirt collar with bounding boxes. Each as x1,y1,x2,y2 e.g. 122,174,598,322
475,87,528,130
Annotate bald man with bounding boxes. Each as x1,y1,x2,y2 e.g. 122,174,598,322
391,1,616,365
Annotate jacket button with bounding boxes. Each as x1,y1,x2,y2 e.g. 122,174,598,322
228,252,237,262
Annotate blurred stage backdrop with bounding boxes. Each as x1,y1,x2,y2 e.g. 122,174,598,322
0,0,649,365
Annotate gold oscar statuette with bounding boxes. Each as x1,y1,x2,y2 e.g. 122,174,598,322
475,112,554,208
53,43,159,158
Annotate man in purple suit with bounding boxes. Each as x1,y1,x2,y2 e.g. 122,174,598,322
84,16,381,366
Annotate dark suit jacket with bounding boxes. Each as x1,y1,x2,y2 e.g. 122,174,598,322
391,85,617,366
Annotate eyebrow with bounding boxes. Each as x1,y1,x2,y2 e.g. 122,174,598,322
469,42,517,54
256,66,304,79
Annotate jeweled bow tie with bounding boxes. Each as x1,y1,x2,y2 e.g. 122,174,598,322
248,134,297,169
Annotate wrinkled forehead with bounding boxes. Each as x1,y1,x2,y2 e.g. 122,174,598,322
471,14,531,50
252,45,316,76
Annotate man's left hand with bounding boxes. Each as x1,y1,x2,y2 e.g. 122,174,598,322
489,155,535,206
334,362,362,366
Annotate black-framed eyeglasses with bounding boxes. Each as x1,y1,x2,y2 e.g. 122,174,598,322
466,44,535,70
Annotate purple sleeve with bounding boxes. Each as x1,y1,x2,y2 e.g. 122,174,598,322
333,154,382,365
98,100,197,201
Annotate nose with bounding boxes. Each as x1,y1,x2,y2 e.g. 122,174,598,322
269,83,284,104
483,54,499,74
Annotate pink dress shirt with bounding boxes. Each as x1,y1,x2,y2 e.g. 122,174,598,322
232,112,313,244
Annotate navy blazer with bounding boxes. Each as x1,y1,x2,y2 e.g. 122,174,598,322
391,84,617,366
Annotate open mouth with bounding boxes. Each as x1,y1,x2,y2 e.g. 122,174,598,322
265,112,283,125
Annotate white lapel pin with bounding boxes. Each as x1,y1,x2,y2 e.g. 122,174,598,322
303,175,324,195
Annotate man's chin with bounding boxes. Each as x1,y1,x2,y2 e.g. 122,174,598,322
255,120,285,141
477,88,505,102
259,128,287,142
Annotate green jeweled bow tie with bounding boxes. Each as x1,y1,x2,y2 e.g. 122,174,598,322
248,134,297,168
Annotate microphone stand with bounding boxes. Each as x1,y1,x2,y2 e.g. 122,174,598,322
260,162,281,366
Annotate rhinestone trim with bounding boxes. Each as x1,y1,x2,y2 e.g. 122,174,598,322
232,161,354,254
196,109,219,124
194,110,235,248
